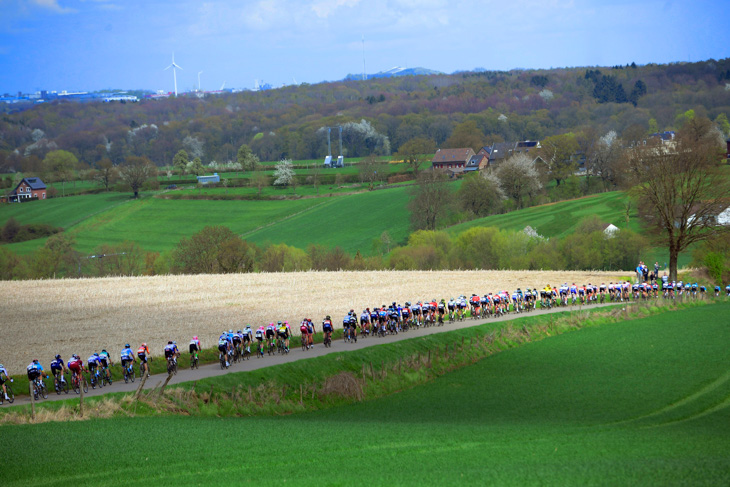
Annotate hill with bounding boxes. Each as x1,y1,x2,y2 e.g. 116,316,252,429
1,302,728,484
344,66,443,80
2,58,729,172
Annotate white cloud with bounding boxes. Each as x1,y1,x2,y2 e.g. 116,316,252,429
311,0,360,19
30,0,74,13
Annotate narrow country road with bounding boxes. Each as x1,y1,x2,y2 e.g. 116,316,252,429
9,302,617,406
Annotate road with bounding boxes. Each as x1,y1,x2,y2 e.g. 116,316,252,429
9,302,616,406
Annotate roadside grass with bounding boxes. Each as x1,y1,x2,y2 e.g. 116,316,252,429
1,301,728,485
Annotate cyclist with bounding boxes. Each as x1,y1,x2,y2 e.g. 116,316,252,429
217,333,230,367
437,299,446,324
300,319,310,349
164,341,177,368
255,325,266,356
322,315,333,345
189,336,201,363
232,330,243,358
87,353,102,384
0,363,11,402
242,327,253,354
67,354,85,385
360,309,371,336
226,330,235,362
99,349,113,383
26,359,46,391
137,343,151,378
278,321,291,352
50,354,68,391
306,319,315,348
121,344,135,378
265,322,276,352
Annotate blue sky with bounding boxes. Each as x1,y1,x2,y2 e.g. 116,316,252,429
0,0,728,94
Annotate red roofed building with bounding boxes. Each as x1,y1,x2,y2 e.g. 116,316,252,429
431,148,475,174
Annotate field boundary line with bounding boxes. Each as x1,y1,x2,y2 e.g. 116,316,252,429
239,199,335,238
64,197,135,230
611,369,730,426
646,390,730,428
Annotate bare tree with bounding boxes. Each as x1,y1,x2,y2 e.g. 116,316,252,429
495,153,543,208
408,169,453,230
395,137,435,176
625,116,730,280
590,130,624,189
93,158,118,191
250,171,269,197
119,156,154,198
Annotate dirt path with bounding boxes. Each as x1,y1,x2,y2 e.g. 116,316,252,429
8,302,616,406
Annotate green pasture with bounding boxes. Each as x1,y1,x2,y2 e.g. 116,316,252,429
242,185,413,253
0,185,415,255
1,303,728,485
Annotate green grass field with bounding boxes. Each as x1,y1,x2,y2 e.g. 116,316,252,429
446,191,691,269
0,185,414,255
2,303,728,485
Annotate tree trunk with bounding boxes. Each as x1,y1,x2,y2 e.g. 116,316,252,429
669,244,679,282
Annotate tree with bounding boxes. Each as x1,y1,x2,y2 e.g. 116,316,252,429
495,153,543,208
408,169,453,230
456,172,505,217
43,149,77,197
250,171,269,196
444,120,484,150
237,144,259,172
625,116,730,280
358,154,388,188
537,133,579,186
119,155,154,198
172,225,255,274
172,149,189,175
189,157,204,176
273,158,294,187
93,158,118,191
591,130,624,189
395,137,436,176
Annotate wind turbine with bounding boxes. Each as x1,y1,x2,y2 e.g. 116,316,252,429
197,71,203,92
165,53,183,96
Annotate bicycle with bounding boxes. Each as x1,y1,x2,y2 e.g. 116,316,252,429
71,372,88,394
1,379,15,405
53,371,69,395
101,365,113,386
323,333,332,348
190,353,199,369
32,377,48,400
257,341,265,358
90,368,103,389
301,335,308,351
219,352,228,370
123,361,136,383
166,356,177,375
242,344,251,360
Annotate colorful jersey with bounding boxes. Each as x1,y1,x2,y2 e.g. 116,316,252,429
50,358,64,370
121,347,134,360
87,355,101,366
137,345,150,355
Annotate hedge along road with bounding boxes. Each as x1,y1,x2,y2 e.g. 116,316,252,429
12,302,620,406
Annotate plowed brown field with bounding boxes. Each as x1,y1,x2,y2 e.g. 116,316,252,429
0,270,628,372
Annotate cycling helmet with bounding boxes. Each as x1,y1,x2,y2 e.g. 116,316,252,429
125,344,130,348
33,359,39,363
168,340,173,344
55,354,61,360
93,352,99,357
0,364,3,369
277,321,282,326
172,341,176,345
102,349,107,354
193,336,198,340
326,315,331,320
229,329,233,334
142,343,147,347
237,330,242,334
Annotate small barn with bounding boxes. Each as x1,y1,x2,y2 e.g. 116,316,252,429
197,173,220,185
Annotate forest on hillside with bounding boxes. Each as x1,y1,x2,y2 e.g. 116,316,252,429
2,59,730,174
